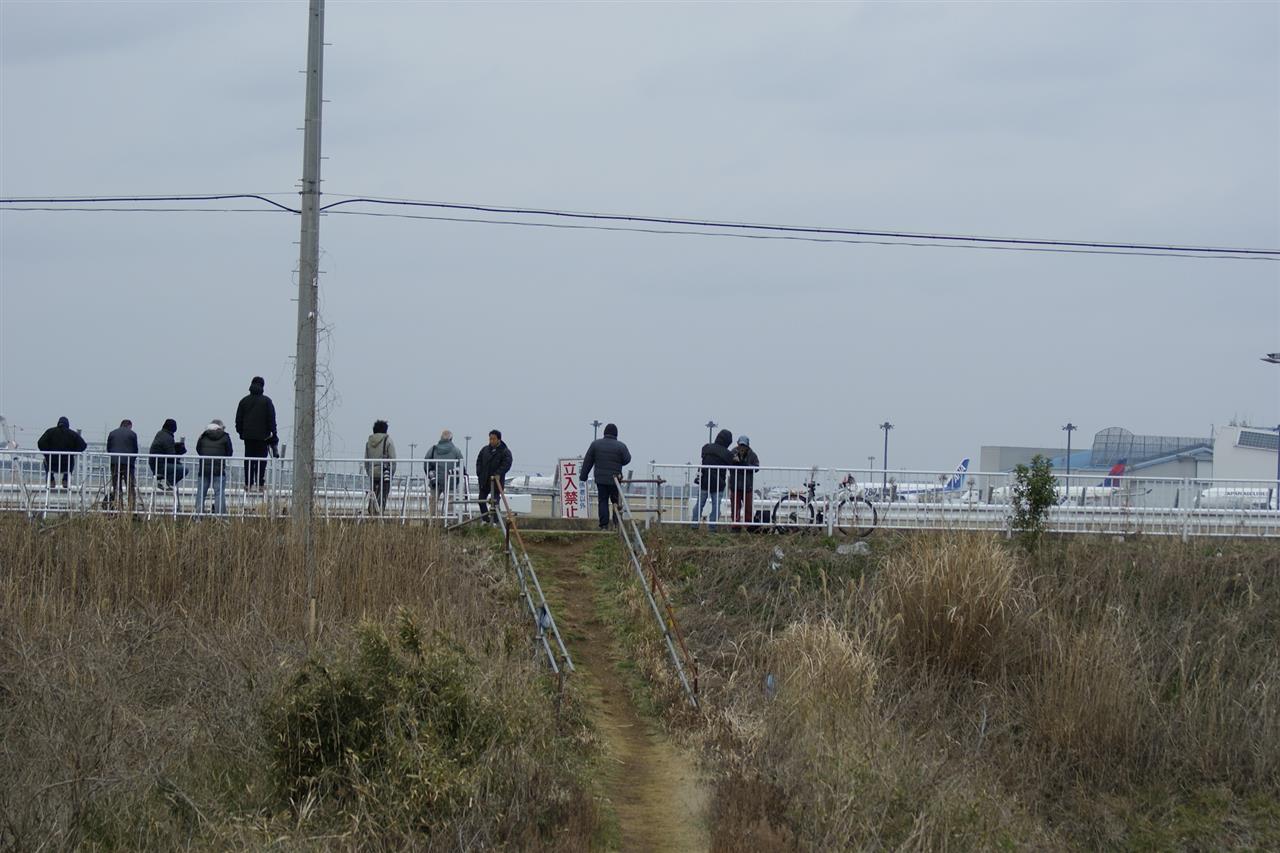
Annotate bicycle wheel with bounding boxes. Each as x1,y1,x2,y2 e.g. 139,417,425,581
772,494,814,533
833,496,877,538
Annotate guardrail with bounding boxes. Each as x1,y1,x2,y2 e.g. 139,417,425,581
646,463,1280,538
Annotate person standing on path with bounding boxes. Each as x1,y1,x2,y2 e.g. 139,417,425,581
36,416,87,489
105,418,139,509
364,420,397,515
580,422,631,530
693,428,734,530
235,376,277,492
728,435,760,530
475,429,512,524
195,419,233,515
424,429,463,519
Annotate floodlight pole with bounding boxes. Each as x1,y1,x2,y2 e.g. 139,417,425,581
293,0,325,642
706,420,717,443
879,422,893,498
1062,423,1077,492
591,419,602,441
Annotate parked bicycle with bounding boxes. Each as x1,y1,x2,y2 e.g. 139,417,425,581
771,470,877,537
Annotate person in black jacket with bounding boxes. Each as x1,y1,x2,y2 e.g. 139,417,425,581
195,419,234,515
105,418,139,508
580,423,632,530
475,429,513,523
36,416,88,488
693,428,734,530
148,418,187,490
235,376,277,492
728,435,760,530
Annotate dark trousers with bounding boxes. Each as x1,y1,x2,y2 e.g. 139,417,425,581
244,439,269,487
731,489,754,528
109,459,136,506
478,479,503,522
369,475,389,514
596,481,619,528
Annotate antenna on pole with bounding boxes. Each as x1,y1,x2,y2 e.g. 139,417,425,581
294,0,325,642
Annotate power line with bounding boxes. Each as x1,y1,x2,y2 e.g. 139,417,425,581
3,192,1276,260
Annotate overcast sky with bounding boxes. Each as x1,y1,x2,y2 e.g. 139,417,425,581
1,0,1277,475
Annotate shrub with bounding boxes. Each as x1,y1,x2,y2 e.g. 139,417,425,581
1011,454,1057,547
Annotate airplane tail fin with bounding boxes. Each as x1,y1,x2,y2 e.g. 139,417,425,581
1101,459,1127,488
943,458,970,491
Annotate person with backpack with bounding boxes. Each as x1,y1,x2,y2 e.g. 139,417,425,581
579,422,631,530
423,429,463,519
195,419,233,515
364,420,396,515
475,429,512,524
235,376,277,492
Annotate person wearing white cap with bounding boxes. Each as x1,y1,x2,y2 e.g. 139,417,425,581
195,419,234,515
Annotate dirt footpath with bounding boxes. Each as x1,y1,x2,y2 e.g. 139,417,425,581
527,535,708,853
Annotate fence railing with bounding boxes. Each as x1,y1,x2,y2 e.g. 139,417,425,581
646,463,1280,538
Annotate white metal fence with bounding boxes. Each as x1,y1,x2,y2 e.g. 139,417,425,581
646,463,1280,538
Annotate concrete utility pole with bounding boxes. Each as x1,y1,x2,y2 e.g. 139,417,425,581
879,421,893,498
294,0,325,639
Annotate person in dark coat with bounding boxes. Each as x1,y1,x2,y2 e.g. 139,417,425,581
148,418,187,489
36,416,87,488
475,429,513,523
693,428,734,530
235,376,277,492
105,418,139,508
728,435,760,530
195,419,234,515
580,423,632,530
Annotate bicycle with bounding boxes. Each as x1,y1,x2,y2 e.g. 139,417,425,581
771,470,877,537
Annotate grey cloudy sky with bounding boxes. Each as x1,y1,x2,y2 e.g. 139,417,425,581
1,0,1277,475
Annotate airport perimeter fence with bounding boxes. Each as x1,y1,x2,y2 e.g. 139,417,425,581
4,450,1277,538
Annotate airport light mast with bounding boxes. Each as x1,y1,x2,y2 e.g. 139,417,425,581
706,420,717,443
592,419,602,441
879,422,893,498
1062,423,1077,491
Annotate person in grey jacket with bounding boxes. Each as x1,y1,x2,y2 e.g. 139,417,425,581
424,429,464,518
364,420,396,515
580,423,632,529
195,420,233,515
105,418,139,508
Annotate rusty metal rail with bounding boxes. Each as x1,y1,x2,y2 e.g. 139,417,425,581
613,476,699,709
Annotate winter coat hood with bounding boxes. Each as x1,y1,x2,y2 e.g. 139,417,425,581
715,429,733,448
248,378,264,395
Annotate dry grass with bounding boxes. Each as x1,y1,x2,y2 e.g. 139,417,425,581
624,530,1280,850
0,515,600,850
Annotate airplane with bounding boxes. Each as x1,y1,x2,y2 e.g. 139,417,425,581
989,460,1133,506
1196,486,1277,510
863,458,971,503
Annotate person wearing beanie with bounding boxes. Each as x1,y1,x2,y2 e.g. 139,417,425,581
728,435,761,530
36,416,87,489
195,419,234,515
148,418,188,490
580,422,632,530
235,376,277,492
694,428,735,530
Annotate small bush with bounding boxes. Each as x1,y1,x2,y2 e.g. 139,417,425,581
1011,454,1057,547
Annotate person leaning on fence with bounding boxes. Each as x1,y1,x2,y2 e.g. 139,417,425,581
364,420,396,515
235,376,277,493
728,434,760,531
195,419,233,516
105,418,139,508
475,429,512,524
580,422,631,530
36,416,88,489
148,419,187,490
424,429,463,518
693,428,734,530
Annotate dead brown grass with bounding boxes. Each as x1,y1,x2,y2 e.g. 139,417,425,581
0,515,600,850
630,530,1280,850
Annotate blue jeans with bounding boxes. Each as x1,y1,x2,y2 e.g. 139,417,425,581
196,471,226,515
692,489,722,529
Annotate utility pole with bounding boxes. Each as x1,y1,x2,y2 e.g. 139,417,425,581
1062,423,1077,494
591,419,602,441
409,442,417,460
293,0,325,641
705,420,717,443
879,422,893,499
868,455,875,475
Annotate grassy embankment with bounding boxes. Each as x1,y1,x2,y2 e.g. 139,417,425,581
0,516,602,850
593,530,1280,850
